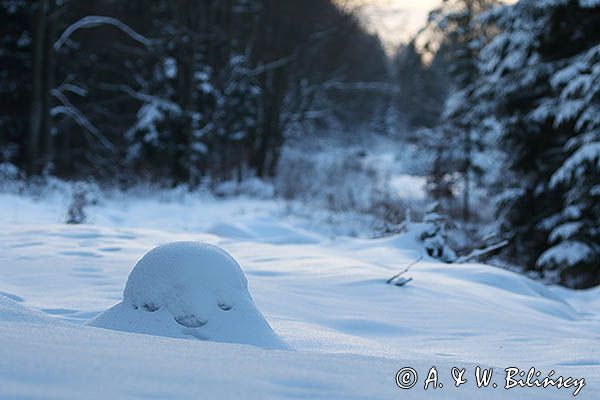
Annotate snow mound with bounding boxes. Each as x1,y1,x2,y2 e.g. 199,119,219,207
89,242,290,349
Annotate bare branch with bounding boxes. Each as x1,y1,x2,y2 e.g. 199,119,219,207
386,256,423,284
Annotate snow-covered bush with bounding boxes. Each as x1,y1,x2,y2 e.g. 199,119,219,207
0,162,25,192
213,177,275,199
420,203,458,263
65,187,88,224
275,144,421,237
367,193,412,235
64,181,102,224
276,146,389,210
89,242,290,350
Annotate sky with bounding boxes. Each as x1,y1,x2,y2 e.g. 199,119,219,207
336,0,515,54
336,0,441,51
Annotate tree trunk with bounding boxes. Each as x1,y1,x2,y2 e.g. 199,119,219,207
170,3,197,184
463,128,471,222
28,0,48,175
42,0,56,171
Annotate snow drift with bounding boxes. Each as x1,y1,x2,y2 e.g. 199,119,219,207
0,293,55,325
89,241,289,349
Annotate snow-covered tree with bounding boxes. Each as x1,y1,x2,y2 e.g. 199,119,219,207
472,0,600,287
393,40,447,130
3,0,390,187
420,202,459,262
205,54,261,181
422,0,501,221
538,28,600,287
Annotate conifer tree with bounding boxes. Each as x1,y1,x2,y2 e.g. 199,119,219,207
474,0,600,287
424,0,500,221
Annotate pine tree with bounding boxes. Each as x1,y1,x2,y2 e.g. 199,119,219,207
206,54,261,181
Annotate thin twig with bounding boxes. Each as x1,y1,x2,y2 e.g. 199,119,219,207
386,256,423,284
393,277,413,287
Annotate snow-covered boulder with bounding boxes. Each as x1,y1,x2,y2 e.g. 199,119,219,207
89,242,289,349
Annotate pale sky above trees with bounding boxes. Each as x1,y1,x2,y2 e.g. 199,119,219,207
336,0,516,53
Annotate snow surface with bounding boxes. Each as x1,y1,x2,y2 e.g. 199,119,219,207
1,190,599,399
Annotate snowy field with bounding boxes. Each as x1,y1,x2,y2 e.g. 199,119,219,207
1,190,599,399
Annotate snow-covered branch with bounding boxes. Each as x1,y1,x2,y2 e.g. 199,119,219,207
51,89,116,153
250,57,292,76
55,16,153,50
54,83,88,97
97,83,178,110
455,241,509,263
323,81,399,93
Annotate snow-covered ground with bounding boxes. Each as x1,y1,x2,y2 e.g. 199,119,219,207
0,189,599,399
